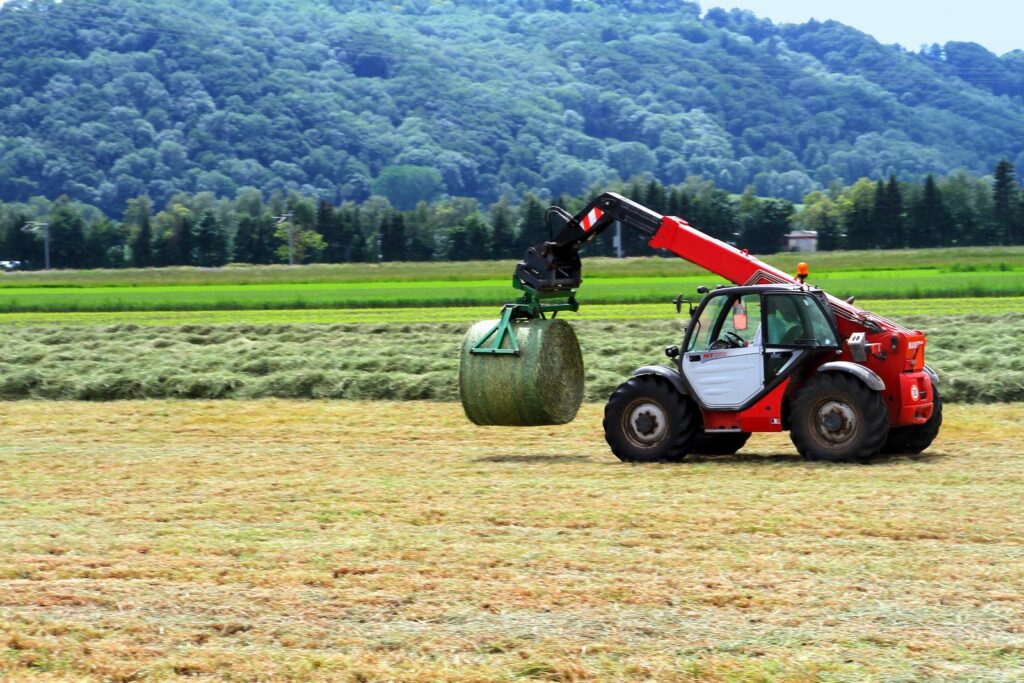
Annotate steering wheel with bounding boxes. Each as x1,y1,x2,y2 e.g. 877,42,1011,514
724,331,747,348
709,331,747,350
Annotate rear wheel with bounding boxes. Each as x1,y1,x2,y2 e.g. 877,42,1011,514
603,375,698,462
693,431,750,455
790,373,888,463
882,387,943,455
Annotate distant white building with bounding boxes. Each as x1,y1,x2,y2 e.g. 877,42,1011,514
784,230,818,252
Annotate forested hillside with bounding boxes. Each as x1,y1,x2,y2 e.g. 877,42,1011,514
1,0,1024,216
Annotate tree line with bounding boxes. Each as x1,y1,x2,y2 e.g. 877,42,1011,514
1,162,1022,270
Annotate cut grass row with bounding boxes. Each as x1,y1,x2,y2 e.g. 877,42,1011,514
1,268,1023,313
3,314,1021,403
2,246,1022,288
1,400,1022,680
0,296,1021,327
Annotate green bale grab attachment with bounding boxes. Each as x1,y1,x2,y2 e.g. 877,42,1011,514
458,279,584,426
459,318,584,426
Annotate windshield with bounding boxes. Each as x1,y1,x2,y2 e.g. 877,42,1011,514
763,294,838,347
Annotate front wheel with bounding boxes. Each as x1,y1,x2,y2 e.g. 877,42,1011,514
603,375,698,462
790,373,889,463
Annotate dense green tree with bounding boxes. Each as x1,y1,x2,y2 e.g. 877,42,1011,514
379,213,406,262
644,179,667,215
372,166,444,211
744,198,793,254
941,171,994,246
489,198,516,259
332,205,362,263
152,203,195,267
667,186,692,218
193,210,230,267
993,160,1020,245
315,200,335,248
840,179,877,249
83,218,127,269
514,194,546,253
235,213,275,264
46,197,87,269
687,183,739,243
448,214,491,261
869,175,905,249
910,175,951,247
0,204,38,265
126,196,154,267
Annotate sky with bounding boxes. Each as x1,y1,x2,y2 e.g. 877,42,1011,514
716,0,1023,55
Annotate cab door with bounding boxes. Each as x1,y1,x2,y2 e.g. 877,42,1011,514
681,293,765,409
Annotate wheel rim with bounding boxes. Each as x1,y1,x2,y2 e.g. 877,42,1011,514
623,399,668,448
813,399,857,446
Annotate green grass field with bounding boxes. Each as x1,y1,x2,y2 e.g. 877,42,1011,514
0,248,1021,313
0,296,1020,327
2,400,1022,681
2,247,1021,288
0,269,1022,313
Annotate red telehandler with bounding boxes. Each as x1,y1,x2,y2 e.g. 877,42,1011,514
504,192,941,463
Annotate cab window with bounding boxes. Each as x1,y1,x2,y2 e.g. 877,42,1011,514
726,294,761,346
688,294,728,351
763,294,837,347
687,293,761,351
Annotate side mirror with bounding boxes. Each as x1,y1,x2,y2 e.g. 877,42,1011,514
673,294,694,316
731,301,749,331
696,285,709,294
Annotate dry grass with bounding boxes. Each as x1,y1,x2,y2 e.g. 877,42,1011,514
1,401,1023,682
2,315,1022,404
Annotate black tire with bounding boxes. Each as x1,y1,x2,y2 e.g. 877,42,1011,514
882,386,943,455
603,375,698,462
693,431,751,455
790,373,889,463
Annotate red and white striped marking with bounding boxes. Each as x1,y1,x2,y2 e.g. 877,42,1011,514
580,207,603,232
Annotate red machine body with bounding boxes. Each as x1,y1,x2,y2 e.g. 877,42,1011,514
648,215,934,429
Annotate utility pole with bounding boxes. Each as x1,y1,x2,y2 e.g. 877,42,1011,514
21,222,50,270
276,213,295,265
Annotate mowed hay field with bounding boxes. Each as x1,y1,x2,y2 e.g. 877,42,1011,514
2,249,1024,681
2,312,1023,403
1,401,1023,681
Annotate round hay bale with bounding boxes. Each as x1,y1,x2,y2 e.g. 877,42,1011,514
459,318,584,426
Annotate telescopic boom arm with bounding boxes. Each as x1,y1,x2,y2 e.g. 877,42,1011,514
513,192,895,336
514,192,662,292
